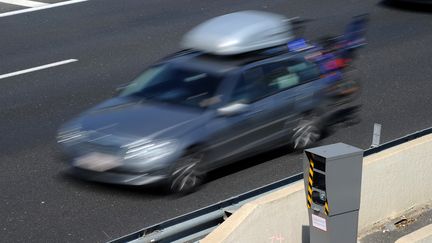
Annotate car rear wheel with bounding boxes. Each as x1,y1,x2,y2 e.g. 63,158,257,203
291,116,322,150
169,151,204,194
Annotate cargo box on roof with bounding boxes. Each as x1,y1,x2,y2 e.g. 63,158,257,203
181,11,294,55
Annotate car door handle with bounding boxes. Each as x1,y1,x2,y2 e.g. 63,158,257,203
283,96,295,101
246,109,264,117
296,92,314,100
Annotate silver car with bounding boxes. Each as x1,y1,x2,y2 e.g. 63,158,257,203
57,49,348,193
58,11,364,193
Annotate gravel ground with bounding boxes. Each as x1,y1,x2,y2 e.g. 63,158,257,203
359,203,432,243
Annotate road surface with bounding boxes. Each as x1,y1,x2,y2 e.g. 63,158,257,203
1,0,432,242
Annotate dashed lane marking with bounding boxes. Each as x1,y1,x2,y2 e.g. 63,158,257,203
0,0,87,18
0,0,47,7
0,59,78,80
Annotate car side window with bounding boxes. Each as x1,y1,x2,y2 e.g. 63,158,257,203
230,67,272,104
266,60,320,92
267,66,300,91
286,61,320,83
230,60,320,104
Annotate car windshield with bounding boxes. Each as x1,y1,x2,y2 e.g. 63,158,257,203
120,64,224,108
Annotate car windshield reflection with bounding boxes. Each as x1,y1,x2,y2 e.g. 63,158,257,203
120,64,224,109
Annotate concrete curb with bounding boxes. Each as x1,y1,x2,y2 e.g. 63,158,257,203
395,224,432,243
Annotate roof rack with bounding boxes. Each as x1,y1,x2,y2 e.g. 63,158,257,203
182,11,295,56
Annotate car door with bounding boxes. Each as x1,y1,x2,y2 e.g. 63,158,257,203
204,65,279,167
202,66,273,167
289,60,323,115
270,59,323,133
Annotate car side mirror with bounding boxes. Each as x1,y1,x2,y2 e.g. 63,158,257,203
217,103,250,117
114,83,129,96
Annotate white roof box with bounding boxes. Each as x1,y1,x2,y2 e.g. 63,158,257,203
181,11,294,55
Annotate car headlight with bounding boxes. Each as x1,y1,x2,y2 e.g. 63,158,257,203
123,139,177,161
57,126,86,144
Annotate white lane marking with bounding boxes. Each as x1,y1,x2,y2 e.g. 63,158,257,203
0,0,88,18
0,0,47,7
0,59,78,80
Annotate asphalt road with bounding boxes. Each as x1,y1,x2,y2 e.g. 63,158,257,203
1,0,432,242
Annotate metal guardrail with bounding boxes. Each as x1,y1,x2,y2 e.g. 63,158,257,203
365,126,432,156
110,126,432,243
109,173,303,243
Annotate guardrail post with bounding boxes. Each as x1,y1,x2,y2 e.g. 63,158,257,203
371,123,382,148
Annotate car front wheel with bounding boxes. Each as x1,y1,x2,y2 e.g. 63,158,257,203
169,151,204,194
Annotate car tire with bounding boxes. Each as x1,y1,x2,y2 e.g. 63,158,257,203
291,114,322,150
169,151,204,194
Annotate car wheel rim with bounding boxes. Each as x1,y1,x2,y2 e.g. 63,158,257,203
293,121,320,149
170,153,203,193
